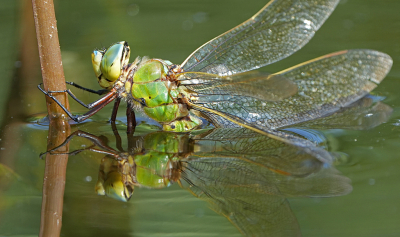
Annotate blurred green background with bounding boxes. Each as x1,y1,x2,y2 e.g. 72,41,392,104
0,0,400,236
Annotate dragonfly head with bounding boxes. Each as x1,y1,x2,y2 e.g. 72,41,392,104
95,171,134,202
92,41,131,89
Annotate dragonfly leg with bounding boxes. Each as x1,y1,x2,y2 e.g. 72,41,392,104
38,83,114,109
126,100,136,134
111,121,124,152
38,83,118,123
71,92,118,122
109,97,125,150
66,81,109,95
110,97,121,123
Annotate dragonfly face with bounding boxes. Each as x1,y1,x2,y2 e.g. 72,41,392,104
94,132,189,201
96,170,135,202
95,155,136,202
92,41,131,89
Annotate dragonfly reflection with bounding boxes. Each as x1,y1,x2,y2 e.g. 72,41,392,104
41,95,392,236
41,128,347,236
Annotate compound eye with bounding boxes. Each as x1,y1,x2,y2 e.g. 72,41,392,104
100,43,125,82
104,172,130,202
91,50,104,78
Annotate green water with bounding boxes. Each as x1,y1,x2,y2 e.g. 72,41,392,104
1,0,400,236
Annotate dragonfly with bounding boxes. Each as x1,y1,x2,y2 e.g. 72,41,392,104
41,127,352,236
38,0,392,144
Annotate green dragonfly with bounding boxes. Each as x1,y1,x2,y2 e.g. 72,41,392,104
41,127,352,236
39,0,392,143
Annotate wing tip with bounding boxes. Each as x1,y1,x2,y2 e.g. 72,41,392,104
348,49,393,84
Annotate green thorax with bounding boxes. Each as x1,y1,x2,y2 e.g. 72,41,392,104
134,151,179,188
143,132,193,153
129,59,189,123
131,59,174,107
133,132,193,188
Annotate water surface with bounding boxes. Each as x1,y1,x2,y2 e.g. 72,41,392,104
0,0,400,236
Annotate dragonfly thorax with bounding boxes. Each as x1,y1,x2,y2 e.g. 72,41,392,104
129,58,193,124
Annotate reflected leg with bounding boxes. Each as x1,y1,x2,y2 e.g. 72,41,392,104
126,101,136,134
40,130,120,159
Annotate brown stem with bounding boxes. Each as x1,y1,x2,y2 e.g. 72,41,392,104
32,0,70,116
31,0,71,236
39,119,71,237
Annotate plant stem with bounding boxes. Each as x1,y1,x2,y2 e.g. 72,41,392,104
31,0,71,236
32,0,70,116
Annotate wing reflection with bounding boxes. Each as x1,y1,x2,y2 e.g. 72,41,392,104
41,98,391,236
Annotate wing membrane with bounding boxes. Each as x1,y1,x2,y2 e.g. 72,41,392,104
191,127,330,176
179,71,298,101
182,158,301,237
179,128,351,236
294,96,393,130
181,0,340,75
187,50,392,130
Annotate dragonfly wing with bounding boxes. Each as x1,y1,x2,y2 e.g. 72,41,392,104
179,71,298,101
180,128,351,235
294,96,393,130
187,50,392,130
192,127,330,176
182,156,351,198
181,0,339,75
181,159,301,237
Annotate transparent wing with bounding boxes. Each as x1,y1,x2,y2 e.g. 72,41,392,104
182,158,302,237
294,96,393,130
185,50,392,130
181,0,340,75
191,128,330,176
179,71,298,101
179,128,351,236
